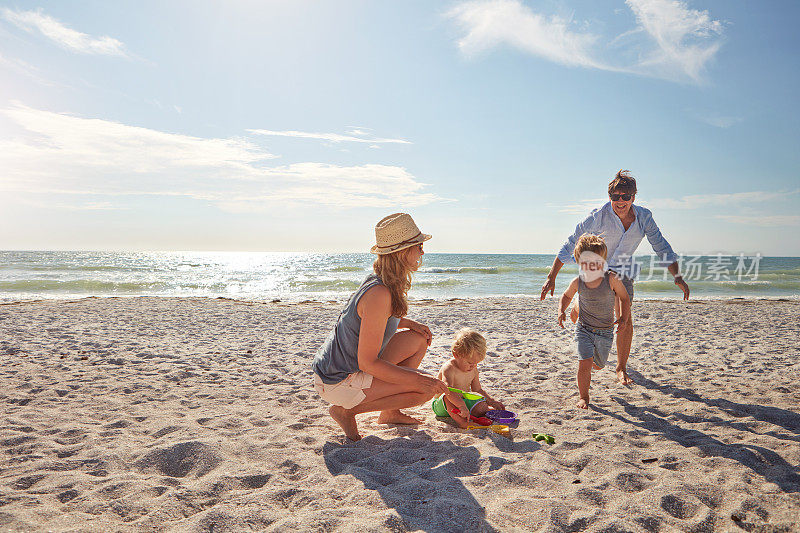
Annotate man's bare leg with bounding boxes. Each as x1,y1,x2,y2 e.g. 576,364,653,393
576,358,593,409
614,295,634,386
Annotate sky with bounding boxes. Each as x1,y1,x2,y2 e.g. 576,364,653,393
1,0,798,255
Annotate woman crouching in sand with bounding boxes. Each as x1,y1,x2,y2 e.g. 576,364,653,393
312,213,468,441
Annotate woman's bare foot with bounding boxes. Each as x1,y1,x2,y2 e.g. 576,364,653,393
576,397,589,409
377,409,422,425
329,405,361,441
616,369,633,386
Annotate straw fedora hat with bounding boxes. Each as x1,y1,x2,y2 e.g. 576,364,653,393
370,213,432,255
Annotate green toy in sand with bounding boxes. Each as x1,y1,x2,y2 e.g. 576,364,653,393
432,387,486,417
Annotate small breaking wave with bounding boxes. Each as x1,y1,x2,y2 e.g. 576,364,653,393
0,279,171,293
419,266,551,274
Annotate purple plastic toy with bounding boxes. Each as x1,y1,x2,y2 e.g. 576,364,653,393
486,409,519,428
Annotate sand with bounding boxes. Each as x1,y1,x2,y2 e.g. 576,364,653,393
1,296,798,532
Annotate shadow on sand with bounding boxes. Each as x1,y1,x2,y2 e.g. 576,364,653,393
629,369,800,441
593,395,800,493
323,432,501,532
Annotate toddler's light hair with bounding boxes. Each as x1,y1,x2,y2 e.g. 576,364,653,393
452,327,486,361
573,233,608,262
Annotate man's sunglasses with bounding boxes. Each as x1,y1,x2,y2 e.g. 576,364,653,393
610,193,633,201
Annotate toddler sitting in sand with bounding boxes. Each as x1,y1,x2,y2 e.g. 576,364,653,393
432,328,505,428
558,234,630,409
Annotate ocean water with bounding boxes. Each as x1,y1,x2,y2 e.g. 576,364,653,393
1,251,798,302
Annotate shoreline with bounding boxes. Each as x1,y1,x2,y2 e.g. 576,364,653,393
2,293,799,307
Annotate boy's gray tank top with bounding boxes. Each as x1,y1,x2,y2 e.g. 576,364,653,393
312,273,400,384
578,273,615,329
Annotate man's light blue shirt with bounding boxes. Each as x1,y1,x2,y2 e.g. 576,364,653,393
557,202,678,279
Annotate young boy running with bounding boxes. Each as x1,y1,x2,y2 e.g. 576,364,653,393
558,234,631,409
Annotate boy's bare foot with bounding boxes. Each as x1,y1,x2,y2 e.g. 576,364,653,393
616,369,633,386
377,409,422,425
329,405,361,441
570,304,579,323
576,397,589,409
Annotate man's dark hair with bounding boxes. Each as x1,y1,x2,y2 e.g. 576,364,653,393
608,169,637,196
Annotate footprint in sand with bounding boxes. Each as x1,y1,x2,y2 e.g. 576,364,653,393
660,493,700,519
615,471,653,493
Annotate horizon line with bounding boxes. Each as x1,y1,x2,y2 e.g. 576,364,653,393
0,249,791,257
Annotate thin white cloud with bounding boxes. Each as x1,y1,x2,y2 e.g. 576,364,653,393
214,163,440,212
446,0,611,70
694,113,743,128
446,0,725,84
1,8,128,57
0,50,58,86
546,198,607,215
716,215,800,227
247,129,411,145
16,198,123,211
626,0,724,83
644,190,799,210
549,190,800,214
0,104,441,211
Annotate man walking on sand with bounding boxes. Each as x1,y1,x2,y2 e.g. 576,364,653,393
540,170,690,385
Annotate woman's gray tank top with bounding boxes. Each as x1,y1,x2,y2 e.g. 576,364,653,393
312,273,400,384
577,273,615,329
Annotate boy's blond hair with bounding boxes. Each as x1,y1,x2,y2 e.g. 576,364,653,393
452,327,486,361
573,233,608,262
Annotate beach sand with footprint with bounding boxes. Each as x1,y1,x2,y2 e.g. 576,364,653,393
1,297,798,531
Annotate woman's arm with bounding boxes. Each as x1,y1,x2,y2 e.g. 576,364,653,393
356,286,435,389
397,317,432,346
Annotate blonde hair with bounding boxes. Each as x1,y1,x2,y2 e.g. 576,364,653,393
573,233,608,262
452,327,486,361
373,247,414,317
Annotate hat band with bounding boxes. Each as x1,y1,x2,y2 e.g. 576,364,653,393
374,231,422,251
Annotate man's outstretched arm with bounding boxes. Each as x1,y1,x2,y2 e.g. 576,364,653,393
540,257,564,299
668,261,690,300
644,211,689,300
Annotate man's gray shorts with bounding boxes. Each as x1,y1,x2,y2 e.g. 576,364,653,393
610,272,634,301
576,323,614,369
620,276,634,301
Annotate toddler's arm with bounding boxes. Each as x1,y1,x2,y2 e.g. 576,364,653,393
471,371,504,410
609,273,631,329
443,394,470,428
438,365,470,426
558,278,580,328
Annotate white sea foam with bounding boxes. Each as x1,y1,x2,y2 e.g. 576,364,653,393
0,251,798,302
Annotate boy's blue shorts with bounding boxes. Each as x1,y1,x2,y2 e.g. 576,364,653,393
576,323,614,369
